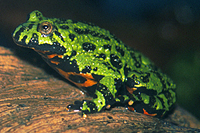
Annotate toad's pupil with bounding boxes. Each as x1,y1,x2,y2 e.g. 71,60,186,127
43,25,48,30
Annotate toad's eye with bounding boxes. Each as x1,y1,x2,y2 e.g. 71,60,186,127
39,21,53,35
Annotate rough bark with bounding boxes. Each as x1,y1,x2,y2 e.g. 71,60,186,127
0,46,200,133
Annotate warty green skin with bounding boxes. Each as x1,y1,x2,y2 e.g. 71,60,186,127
12,10,176,117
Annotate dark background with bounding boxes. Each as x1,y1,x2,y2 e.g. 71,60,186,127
0,0,199,120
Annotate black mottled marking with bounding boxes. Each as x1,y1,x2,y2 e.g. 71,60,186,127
133,87,157,96
92,73,104,81
103,36,110,41
97,84,116,105
149,96,156,106
13,27,25,41
27,24,34,30
83,29,90,34
53,57,80,73
36,12,42,21
37,23,40,32
74,28,110,41
116,46,125,56
21,35,27,43
124,64,131,77
59,25,69,29
103,44,112,51
83,100,98,114
68,74,87,83
36,11,41,17
54,26,58,31
137,55,142,63
110,54,122,69
114,78,123,94
99,34,110,41
132,92,142,101
66,59,79,73
82,42,96,52
103,62,109,66
74,28,85,34
71,50,77,57
93,93,98,99
28,39,66,55
154,71,166,89
69,34,76,41
67,100,83,112
161,90,172,102
132,55,141,66
78,28,91,35
82,66,92,73
95,54,106,60
90,31,99,37
141,73,150,83
125,77,137,88
55,31,65,42
134,63,141,68
38,43,65,54
156,96,165,108
102,62,115,72
80,85,98,96
29,33,39,45
53,42,66,54
167,81,171,86
93,67,98,71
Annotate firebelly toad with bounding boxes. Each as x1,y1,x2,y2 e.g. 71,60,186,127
12,10,176,118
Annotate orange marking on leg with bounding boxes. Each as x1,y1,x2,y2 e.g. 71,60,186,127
79,77,97,87
128,100,134,106
143,108,157,116
47,54,58,59
128,107,135,111
126,86,137,94
47,54,63,59
57,55,63,58
34,49,49,54
55,68,98,88
50,60,60,65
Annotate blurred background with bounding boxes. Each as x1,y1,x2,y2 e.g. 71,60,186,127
0,0,199,120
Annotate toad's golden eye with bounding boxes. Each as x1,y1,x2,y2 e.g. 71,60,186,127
38,21,53,35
